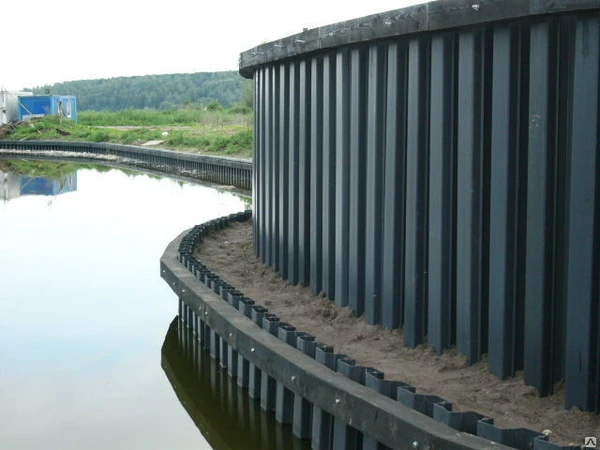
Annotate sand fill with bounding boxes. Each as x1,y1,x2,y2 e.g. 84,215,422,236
195,220,599,446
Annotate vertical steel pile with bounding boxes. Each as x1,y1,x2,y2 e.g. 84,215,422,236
240,0,600,412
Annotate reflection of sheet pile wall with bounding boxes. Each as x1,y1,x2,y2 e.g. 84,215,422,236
0,170,21,201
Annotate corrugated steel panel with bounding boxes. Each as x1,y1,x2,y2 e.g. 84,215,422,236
244,4,600,412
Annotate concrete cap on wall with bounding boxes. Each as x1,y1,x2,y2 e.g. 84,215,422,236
238,0,600,78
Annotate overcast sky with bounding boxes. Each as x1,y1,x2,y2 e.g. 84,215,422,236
2,0,427,91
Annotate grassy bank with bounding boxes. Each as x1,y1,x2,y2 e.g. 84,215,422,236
2,106,253,159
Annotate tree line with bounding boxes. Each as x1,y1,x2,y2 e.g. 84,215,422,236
30,72,252,112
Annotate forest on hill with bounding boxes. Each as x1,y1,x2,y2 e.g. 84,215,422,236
31,71,251,111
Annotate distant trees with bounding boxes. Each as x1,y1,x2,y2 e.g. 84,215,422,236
33,72,251,112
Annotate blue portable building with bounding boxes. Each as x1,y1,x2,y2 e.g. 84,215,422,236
18,95,77,122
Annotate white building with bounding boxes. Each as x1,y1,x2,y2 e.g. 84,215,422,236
1,90,32,125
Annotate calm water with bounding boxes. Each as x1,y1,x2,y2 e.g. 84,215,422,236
0,162,254,449
162,318,310,450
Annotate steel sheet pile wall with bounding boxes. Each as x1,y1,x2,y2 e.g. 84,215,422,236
240,1,600,412
0,140,252,190
162,214,521,450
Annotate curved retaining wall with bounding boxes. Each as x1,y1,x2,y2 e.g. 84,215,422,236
161,213,581,450
239,0,600,411
0,140,252,190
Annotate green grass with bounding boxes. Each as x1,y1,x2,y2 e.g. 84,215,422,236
164,128,252,155
3,107,254,159
78,106,251,129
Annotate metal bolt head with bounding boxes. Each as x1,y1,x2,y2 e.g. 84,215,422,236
251,348,255,352
471,4,480,11
412,441,419,449
335,398,341,405
291,375,296,382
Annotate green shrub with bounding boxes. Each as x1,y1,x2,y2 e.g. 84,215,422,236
89,130,111,142
205,101,223,111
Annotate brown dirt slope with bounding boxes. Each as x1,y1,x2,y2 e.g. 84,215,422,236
195,220,599,447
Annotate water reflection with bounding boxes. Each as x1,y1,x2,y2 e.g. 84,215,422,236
0,161,80,202
162,317,310,450
0,169,20,200
0,160,248,450
1,169,77,201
